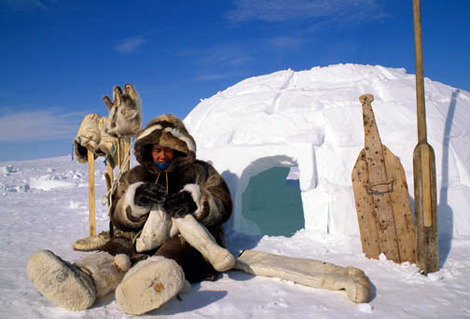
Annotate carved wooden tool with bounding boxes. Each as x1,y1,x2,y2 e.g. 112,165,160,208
412,0,439,274
352,94,416,263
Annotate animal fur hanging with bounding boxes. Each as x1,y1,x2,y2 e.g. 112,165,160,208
73,113,102,163
102,84,142,138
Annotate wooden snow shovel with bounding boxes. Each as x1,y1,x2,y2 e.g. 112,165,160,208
412,0,439,274
352,94,416,263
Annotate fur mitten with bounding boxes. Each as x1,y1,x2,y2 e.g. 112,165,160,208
73,113,101,163
134,182,168,207
102,84,142,138
164,190,197,218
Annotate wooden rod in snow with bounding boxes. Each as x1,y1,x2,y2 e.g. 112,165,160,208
87,149,96,236
412,0,439,274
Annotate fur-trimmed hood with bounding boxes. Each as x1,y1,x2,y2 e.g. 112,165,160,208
133,114,196,174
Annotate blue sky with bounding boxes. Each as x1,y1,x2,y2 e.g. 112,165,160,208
0,0,468,161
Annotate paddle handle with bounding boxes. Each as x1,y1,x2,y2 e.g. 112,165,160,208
412,0,439,274
413,0,427,143
413,0,432,227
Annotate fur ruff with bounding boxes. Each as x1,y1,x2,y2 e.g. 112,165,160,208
124,182,150,217
182,184,203,216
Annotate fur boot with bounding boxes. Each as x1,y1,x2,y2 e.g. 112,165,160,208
235,249,371,304
135,210,235,272
27,250,131,311
95,116,119,168
174,214,236,272
73,113,102,163
26,250,96,311
115,256,186,315
102,84,142,138
74,251,131,298
135,206,175,253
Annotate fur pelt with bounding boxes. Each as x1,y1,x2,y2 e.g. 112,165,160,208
102,84,142,138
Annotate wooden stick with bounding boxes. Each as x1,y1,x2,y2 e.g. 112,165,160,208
124,136,131,172
87,149,96,236
105,161,113,191
412,0,439,274
117,137,122,169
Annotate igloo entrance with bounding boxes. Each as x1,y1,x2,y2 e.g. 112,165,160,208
241,166,304,237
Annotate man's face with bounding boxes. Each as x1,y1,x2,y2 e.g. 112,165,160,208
151,145,175,164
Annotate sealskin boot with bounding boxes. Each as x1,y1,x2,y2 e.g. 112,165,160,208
27,250,132,311
115,256,185,315
26,250,96,311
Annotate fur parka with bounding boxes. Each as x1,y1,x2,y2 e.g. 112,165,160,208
110,114,232,247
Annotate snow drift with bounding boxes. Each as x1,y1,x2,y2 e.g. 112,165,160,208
184,63,470,240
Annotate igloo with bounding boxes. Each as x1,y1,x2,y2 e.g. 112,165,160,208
184,64,470,239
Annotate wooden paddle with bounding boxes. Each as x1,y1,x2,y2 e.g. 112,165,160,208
352,95,416,263
412,0,439,274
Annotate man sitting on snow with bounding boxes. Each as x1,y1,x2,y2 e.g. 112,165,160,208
27,114,235,315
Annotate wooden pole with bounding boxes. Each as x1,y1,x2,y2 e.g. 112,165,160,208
87,149,96,236
117,137,122,169
412,0,439,274
105,161,113,191
124,136,131,172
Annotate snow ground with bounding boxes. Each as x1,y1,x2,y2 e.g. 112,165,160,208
1,156,469,318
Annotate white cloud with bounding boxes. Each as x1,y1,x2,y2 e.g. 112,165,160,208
115,36,147,54
0,110,81,142
227,0,385,23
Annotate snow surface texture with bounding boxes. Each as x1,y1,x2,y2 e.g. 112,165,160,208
1,64,470,318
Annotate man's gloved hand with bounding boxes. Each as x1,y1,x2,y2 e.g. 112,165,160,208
164,191,198,218
134,182,167,207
